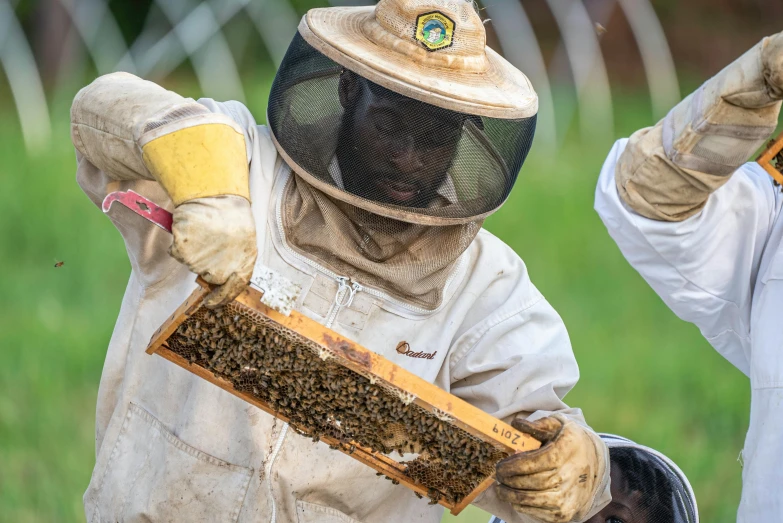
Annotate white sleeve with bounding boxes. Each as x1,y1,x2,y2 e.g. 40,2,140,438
741,385,783,519
446,293,579,422
739,253,783,518
594,139,781,375
437,237,580,423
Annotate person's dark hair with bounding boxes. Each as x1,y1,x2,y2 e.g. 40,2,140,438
611,447,676,521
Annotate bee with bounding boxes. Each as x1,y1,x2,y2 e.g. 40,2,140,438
163,305,505,504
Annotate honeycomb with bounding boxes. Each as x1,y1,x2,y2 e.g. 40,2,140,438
163,301,508,505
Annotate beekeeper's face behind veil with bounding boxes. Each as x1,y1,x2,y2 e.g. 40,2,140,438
267,0,538,309
336,70,469,208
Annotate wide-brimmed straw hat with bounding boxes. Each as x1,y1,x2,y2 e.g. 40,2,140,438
298,0,538,119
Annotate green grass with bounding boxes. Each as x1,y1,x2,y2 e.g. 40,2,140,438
0,84,748,522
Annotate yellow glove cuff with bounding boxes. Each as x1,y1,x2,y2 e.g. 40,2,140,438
141,123,249,205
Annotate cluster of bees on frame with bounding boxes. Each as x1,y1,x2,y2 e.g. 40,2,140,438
765,135,783,189
165,302,509,505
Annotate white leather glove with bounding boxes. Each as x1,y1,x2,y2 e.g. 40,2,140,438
169,196,257,308
495,414,609,523
140,112,257,307
660,31,783,178
616,31,783,221
765,32,783,99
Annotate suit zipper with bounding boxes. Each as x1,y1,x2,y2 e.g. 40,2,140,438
325,276,362,328
265,423,288,523
265,276,357,523
265,168,466,521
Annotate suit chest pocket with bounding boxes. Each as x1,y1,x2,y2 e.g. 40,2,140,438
87,403,253,523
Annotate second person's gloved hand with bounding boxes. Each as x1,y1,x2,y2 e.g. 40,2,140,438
762,31,783,99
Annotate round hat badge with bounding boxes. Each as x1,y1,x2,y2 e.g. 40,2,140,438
414,11,455,51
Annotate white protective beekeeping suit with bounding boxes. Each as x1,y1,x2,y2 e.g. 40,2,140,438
70,1,610,522
595,32,783,521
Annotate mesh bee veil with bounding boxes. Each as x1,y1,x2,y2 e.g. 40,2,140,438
600,434,698,523
266,2,537,308
268,32,537,225
489,434,698,523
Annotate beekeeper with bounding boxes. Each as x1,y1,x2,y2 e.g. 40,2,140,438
595,32,783,521
71,1,610,522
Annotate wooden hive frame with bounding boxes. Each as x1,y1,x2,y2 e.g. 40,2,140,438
757,129,783,184
147,278,540,514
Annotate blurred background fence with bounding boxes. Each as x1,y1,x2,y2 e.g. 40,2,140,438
1,1,782,522
5,0,783,149
7,0,780,153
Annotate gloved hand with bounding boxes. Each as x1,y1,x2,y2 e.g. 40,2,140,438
70,73,260,302
663,30,783,176
615,31,783,222
141,119,257,307
762,32,783,99
169,196,256,308
495,414,607,523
